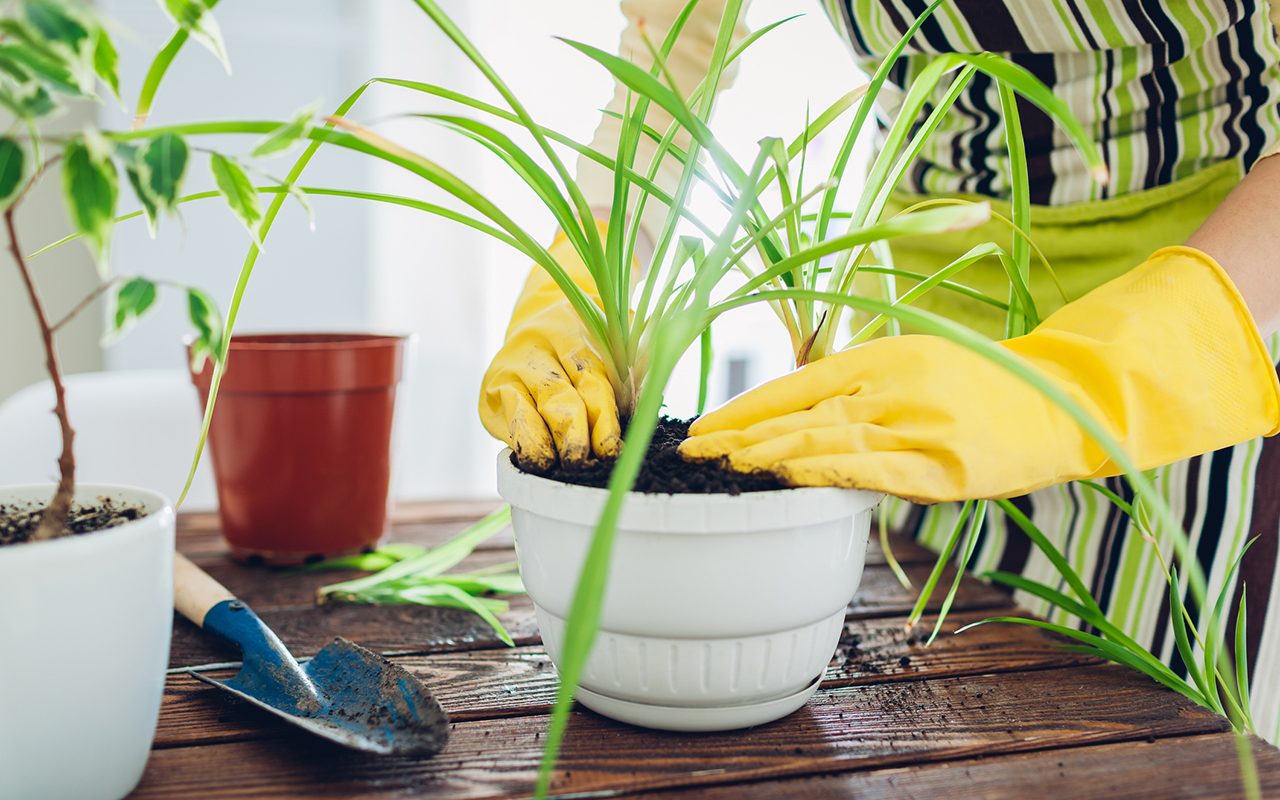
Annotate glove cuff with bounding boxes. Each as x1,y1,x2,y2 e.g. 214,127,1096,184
1148,245,1280,436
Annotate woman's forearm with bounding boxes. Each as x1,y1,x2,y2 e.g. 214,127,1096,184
1187,154,1280,336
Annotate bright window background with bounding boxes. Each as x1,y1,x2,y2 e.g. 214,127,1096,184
45,1,865,500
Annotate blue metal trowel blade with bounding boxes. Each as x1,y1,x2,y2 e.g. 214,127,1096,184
194,599,449,756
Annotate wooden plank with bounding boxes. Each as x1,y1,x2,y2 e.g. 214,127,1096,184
167,561,1009,668
168,597,544,668
639,732,1280,799
131,665,1227,800
155,608,1098,749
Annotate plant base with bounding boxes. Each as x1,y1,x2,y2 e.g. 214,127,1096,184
0,497,147,546
538,603,844,731
521,417,786,494
576,674,823,732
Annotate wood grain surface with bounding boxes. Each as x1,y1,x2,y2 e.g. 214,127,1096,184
129,506,1277,799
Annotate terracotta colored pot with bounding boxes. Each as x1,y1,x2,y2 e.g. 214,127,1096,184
190,333,408,565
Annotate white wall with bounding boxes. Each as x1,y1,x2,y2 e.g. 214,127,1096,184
97,0,374,371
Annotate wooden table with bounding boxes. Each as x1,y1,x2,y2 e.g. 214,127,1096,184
133,502,1280,799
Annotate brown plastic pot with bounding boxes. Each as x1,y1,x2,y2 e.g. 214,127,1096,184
189,333,408,565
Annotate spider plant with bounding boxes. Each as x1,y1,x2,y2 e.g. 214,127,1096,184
586,5,1264,795
304,505,524,646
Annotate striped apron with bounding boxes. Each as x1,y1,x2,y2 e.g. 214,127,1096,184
821,0,1280,740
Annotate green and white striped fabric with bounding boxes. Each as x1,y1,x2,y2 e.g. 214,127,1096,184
827,0,1280,741
822,0,1280,204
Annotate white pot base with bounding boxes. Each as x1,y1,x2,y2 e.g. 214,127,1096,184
496,450,880,735
576,674,823,732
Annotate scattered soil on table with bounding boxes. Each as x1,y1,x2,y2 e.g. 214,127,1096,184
519,416,786,495
0,497,146,547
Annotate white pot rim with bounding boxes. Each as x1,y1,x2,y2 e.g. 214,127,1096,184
496,449,881,533
0,482,175,560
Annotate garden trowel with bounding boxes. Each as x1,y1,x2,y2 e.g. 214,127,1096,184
173,553,449,756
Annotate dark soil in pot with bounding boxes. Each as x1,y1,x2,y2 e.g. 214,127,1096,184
0,498,146,547
518,416,786,495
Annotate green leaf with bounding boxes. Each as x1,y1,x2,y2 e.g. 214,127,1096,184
112,276,157,333
1235,593,1251,716
907,499,973,628
0,137,27,213
984,569,1181,683
696,326,712,415
311,507,520,645
142,134,188,212
1169,567,1222,714
961,617,1206,704
186,287,224,371
159,0,230,72
284,182,314,230
24,1,90,48
124,134,189,235
22,0,93,92
209,153,261,242
61,137,119,266
393,583,516,646
123,162,158,236
1201,539,1256,729
0,48,61,118
0,15,83,96
133,0,223,128
92,27,120,101
927,500,987,644
431,572,525,595
251,107,315,158
294,543,428,573
318,505,512,600
995,498,1102,615
958,52,1108,185
0,46,74,97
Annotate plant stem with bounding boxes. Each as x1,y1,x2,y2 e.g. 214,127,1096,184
51,276,120,333
7,208,74,540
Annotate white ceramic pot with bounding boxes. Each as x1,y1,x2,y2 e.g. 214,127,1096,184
496,451,880,732
0,484,175,800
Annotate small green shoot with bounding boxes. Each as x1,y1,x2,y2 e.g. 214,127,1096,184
314,506,522,647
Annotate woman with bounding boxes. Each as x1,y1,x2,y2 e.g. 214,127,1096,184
479,0,1280,739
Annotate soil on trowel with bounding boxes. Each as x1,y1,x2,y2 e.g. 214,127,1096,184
0,497,146,547
518,416,787,495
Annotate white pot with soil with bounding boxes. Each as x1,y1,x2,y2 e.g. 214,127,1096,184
0,484,175,800
496,434,880,732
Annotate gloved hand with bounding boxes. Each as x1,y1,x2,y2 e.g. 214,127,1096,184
479,231,622,471
680,246,1280,502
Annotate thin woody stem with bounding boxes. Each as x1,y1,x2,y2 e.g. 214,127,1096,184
51,276,120,334
7,207,74,540
10,154,59,210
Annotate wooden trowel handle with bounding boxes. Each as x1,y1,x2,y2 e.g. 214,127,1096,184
174,552,238,628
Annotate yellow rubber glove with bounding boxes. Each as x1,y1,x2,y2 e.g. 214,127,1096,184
479,231,622,471
680,246,1280,503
